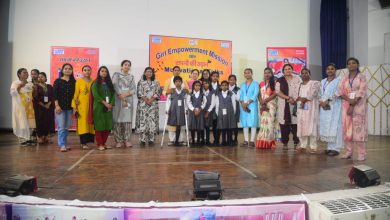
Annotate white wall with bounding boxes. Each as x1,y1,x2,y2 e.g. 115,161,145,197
2,0,310,129
9,0,309,82
368,0,390,65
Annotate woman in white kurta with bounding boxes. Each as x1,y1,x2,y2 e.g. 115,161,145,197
319,63,343,156
10,68,36,145
296,68,320,153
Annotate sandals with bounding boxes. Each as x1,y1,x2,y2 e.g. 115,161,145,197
341,154,352,159
104,145,112,149
81,145,90,150
240,141,249,147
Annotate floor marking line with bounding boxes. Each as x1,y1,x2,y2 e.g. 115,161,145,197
206,147,258,178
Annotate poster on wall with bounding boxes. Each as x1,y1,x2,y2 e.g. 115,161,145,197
266,47,307,78
50,46,99,83
149,35,232,100
50,46,99,130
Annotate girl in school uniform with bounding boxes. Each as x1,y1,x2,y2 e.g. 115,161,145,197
202,79,216,146
166,76,188,146
186,80,207,147
210,71,221,146
228,75,240,145
216,80,237,147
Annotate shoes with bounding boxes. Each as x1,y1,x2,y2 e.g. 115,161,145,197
115,143,123,148
249,142,255,148
98,146,105,151
310,149,317,154
240,141,249,147
104,145,112,149
81,145,89,150
341,154,352,159
167,141,175,146
327,150,339,156
60,147,67,152
357,156,366,161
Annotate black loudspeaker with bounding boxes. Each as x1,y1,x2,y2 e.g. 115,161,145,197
349,165,380,188
1,175,37,196
193,171,222,200
379,0,390,9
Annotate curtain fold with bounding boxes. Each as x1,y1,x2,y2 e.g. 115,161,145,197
320,0,347,78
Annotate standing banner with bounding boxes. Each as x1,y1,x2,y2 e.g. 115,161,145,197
149,35,232,100
266,47,307,78
50,46,99,130
50,46,99,83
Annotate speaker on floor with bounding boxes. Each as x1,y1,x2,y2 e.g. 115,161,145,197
348,165,380,188
0,175,37,196
193,170,222,200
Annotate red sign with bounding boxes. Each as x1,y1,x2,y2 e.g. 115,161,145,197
267,47,307,78
50,46,99,130
50,46,99,84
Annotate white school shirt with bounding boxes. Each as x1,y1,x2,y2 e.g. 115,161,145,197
165,88,188,113
186,91,207,111
215,90,236,116
203,89,216,112
229,85,241,101
211,82,218,91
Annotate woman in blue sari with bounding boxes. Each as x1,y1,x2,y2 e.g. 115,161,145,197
319,63,343,156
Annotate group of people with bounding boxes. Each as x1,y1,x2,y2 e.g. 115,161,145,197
11,57,368,160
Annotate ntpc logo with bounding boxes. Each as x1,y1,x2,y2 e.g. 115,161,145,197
53,49,64,55
221,42,230,48
152,37,162,43
269,50,278,56
189,39,198,46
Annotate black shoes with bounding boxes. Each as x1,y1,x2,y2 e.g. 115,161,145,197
327,150,340,156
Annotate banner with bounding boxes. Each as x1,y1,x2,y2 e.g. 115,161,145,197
3,202,307,220
50,46,99,83
11,204,123,220
125,202,307,220
50,46,99,130
149,35,232,100
266,47,307,78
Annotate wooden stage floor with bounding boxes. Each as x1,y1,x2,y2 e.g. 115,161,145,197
0,132,389,203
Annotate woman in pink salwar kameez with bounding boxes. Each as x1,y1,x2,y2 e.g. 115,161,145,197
337,57,368,161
